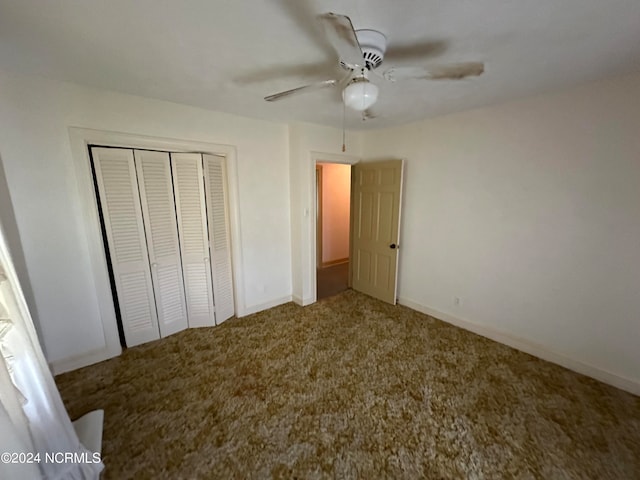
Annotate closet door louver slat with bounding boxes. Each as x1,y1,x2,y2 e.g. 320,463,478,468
134,150,188,338
171,153,216,327
203,154,235,322
91,147,160,347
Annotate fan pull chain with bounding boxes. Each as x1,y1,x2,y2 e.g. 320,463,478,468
342,101,346,152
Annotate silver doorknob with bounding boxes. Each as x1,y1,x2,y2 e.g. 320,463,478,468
204,257,209,262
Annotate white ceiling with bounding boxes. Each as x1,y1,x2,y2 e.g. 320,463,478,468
1,0,639,130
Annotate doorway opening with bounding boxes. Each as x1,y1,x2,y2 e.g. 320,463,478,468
316,162,352,300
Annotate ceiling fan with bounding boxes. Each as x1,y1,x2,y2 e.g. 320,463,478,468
264,13,484,118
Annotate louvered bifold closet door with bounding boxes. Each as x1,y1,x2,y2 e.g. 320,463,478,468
91,147,160,347
134,150,189,337
203,154,235,323
171,153,215,327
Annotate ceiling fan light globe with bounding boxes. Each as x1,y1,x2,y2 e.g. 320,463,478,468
342,81,379,111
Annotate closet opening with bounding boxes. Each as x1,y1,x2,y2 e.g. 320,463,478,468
88,145,235,349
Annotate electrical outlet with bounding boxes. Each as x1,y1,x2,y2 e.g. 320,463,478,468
454,296,461,306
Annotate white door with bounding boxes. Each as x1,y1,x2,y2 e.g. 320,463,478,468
91,147,160,346
203,154,235,323
134,150,189,337
171,153,216,327
351,160,404,304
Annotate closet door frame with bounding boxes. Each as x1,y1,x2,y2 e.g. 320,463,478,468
64,128,243,374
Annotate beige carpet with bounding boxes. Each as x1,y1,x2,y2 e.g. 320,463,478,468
56,290,640,479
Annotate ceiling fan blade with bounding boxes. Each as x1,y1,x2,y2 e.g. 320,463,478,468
384,40,448,63
274,1,335,58
319,13,364,68
383,62,485,82
264,79,338,102
235,61,337,85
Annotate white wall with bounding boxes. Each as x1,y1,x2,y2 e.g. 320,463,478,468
319,163,351,264
288,123,362,305
0,71,292,369
362,72,640,392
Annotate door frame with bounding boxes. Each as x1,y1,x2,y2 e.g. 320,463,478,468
309,152,359,305
65,127,244,374
315,164,323,270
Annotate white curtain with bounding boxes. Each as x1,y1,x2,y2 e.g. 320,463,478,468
0,220,103,480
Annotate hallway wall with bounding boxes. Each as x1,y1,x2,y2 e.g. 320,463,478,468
318,163,351,265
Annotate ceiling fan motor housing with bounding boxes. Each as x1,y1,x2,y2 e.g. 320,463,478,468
341,29,387,70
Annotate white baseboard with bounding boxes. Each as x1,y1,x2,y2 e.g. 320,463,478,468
292,295,315,306
320,258,349,268
50,344,121,376
238,295,293,317
398,297,640,396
